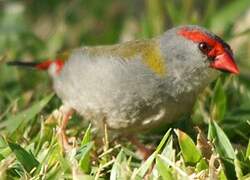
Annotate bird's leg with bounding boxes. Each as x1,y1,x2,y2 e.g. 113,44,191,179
128,135,154,160
56,105,74,151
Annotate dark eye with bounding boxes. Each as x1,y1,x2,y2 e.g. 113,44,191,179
198,42,211,55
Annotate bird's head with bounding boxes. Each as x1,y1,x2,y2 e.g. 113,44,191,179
178,26,239,74
160,25,239,78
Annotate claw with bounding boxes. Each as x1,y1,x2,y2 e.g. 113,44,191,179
54,105,74,152
128,135,154,160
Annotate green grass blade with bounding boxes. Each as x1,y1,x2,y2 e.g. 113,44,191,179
234,155,243,179
196,158,208,171
156,128,172,153
176,129,202,165
0,153,4,161
158,154,189,178
135,151,156,178
208,120,236,179
81,124,92,146
161,135,175,161
210,79,226,122
246,139,250,159
156,156,174,180
76,141,94,174
135,129,172,177
208,121,235,159
8,141,40,173
110,149,126,180
210,0,250,33
3,93,54,134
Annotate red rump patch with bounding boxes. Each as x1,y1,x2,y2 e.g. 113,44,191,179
54,59,64,73
36,60,52,70
36,59,64,74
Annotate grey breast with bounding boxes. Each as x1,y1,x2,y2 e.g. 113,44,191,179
52,44,198,132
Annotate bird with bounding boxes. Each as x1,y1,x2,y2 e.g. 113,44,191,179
8,25,239,155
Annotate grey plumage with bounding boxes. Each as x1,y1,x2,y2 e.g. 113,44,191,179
52,25,219,133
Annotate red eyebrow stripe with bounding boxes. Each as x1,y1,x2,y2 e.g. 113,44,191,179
177,28,225,56
178,28,217,45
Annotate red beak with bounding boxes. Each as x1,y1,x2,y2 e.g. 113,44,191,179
210,52,239,74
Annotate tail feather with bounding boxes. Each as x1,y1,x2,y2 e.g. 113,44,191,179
7,59,64,74
7,60,54,71
7,61,40,68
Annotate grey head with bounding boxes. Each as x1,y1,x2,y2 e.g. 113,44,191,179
158,25,238,95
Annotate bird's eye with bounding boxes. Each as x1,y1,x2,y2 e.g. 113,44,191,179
198,42,211,55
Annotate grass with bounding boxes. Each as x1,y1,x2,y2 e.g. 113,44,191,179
0,0,250,179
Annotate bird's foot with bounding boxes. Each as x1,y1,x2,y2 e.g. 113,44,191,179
128,136,154,160
53,105,74,152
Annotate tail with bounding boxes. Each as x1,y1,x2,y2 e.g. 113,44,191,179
7,60,53,70
7,59,64,73
7,61,40,69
